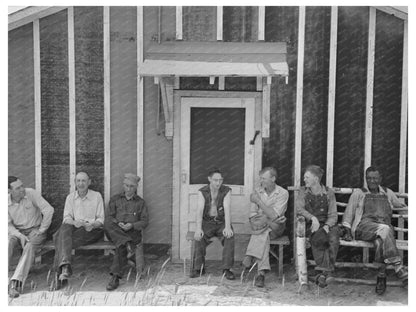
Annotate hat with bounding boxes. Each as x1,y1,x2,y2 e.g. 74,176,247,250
124,173,140,185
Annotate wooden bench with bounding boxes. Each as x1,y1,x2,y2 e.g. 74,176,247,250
289,186,408,285
35,240,116,265
186,231,290,277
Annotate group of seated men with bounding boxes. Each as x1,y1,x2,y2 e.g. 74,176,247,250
8,172,148,298
190,166,408,295
8,165,407,298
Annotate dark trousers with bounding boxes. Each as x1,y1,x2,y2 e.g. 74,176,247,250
308,225,339,272
104,220,142,277
53,223,103,273
193,221,234,271
355,221,400,264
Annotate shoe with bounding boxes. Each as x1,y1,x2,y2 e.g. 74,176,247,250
59,264,71,280
396,266,408,280
375,274,387,295
254,274,265,288
106,275,120,291
223,269,235,280
126,242,135,259
315,273,327,288
55,278,68,290
189,268,206,278
9,280,22,298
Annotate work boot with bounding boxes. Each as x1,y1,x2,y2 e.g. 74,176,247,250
396,266,408,281
375,273,387,295
189,268,206,278
55,278,68,290
254,274,265,288
9,280,22,298
106,275,120,291
315,273,328,288
59,264,71,280
223,269,235,280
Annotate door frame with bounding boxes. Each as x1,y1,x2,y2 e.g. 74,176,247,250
171,90,263,261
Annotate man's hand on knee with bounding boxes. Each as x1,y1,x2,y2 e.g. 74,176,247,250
222,227,233,238
19,234,29,248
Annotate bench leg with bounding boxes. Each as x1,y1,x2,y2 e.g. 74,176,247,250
363,247,369,264
189,240,195,275
279,244,284,278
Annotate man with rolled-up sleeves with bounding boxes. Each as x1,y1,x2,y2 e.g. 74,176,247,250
104,173,149,291
8,176,54,298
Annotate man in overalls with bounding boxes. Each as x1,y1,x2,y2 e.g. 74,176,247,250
296,165,339,288
342,166,408,295
191,169,235,280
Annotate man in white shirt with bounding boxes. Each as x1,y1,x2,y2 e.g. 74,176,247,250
242,167,288,288
8,176,54,298
53,172,104,289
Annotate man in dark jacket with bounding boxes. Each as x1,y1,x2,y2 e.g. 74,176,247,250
104,173,149,290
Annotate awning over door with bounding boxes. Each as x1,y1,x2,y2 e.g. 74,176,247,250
138,41,288,77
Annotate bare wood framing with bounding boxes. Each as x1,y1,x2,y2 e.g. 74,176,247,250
258,6,265,41
374,6,407,20
68,7,76,193
33,19,42,193
9,6,69,31
294,5,306,264
399,19,408,194
103,7,111,204
326,6,338,187
176,6,182,40
137,6,144,196
364,7,376,183
218,76,225,90
217,6,223,41
262,79,270,138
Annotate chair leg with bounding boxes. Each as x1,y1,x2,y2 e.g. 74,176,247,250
189,240,195,275
279,244,284,278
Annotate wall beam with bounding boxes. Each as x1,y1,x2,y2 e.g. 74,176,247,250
399,19,408,193
33,19,42,193
137,6,144,196
364,7,376,182
326,6,338,187
103,7,111,204
176,6,182,40
258,6,265,41
68,7,76,193
217,6,223,41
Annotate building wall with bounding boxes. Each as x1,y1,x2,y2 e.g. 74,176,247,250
109,7,138,197
8,6,407,248
40,10,70,234
8,24,35,189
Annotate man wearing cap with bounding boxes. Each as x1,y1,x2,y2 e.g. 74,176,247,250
53,172,105,289
104,173,149,291
242,167,288,288
341,166,408,295
8,176,54,298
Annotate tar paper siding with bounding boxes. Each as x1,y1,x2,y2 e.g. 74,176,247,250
8,23,36,189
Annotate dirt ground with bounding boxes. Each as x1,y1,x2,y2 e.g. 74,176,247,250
8,251,408,306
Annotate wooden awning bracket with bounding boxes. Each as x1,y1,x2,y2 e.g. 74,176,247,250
159,77,174,139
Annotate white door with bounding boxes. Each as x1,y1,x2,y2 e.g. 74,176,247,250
179,97,260,261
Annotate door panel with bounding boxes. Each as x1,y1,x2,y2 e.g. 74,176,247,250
179,97,257,260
